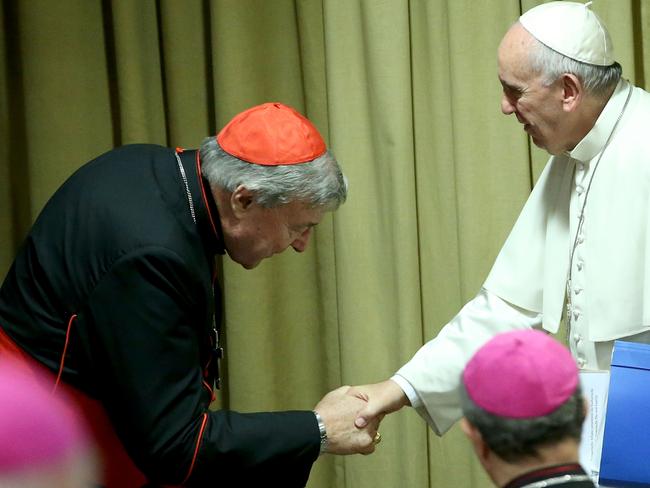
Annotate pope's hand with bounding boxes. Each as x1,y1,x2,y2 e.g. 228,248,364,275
348,380,410,428
313,386,381,455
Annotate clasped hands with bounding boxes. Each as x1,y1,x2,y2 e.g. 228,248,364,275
313,380,410,455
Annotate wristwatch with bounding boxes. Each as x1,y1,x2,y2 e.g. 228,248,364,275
313,411,328,454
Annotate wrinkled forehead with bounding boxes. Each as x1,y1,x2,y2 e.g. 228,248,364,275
279,200,325,224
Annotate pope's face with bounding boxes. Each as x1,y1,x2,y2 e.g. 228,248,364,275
497,24,569,155
224,197,325,270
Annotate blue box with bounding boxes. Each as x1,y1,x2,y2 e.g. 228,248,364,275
599,341,650,487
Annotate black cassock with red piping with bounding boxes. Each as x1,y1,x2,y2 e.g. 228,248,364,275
0,144,319,487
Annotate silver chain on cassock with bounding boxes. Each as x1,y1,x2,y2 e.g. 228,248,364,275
519,473,593,488
565,85,633,334
174,150,224,389
175,151,197,224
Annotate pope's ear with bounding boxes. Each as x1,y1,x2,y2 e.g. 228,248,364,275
230,185,256,217
560,73,583,112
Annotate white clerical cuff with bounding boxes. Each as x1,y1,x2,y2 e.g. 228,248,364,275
390,374,422,408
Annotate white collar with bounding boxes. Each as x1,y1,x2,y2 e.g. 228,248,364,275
567,79,631,163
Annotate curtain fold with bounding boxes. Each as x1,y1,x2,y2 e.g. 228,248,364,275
1,1,647,486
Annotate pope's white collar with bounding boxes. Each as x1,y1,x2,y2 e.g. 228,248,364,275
568,79,631,163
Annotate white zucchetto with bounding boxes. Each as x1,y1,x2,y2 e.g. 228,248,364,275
520,1,615,66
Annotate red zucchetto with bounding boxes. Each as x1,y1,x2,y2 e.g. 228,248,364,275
217,102,326,166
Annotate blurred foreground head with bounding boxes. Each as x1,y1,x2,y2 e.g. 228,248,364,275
0,358,96,487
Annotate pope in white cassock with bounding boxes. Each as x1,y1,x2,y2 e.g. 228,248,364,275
351,1,650,436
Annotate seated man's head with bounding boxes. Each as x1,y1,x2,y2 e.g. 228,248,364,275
459,329,585,486
200,103,347,269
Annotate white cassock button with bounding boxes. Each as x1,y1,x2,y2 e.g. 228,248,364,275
577,235,585,244
577,357,587,368
573,311,581,322
577,162,585,171
576,185,585,195
577,261,584,271
573,333,582,342
574,287,582,295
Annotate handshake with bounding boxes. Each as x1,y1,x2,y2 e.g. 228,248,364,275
312,380,410,455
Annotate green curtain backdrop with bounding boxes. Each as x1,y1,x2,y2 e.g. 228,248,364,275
1,1,648,486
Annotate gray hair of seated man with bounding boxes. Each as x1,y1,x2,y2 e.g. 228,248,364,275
527,33,622,98
459,381,585,463
200,137,348,210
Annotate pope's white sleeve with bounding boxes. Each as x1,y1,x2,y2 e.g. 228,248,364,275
394,288,542,435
